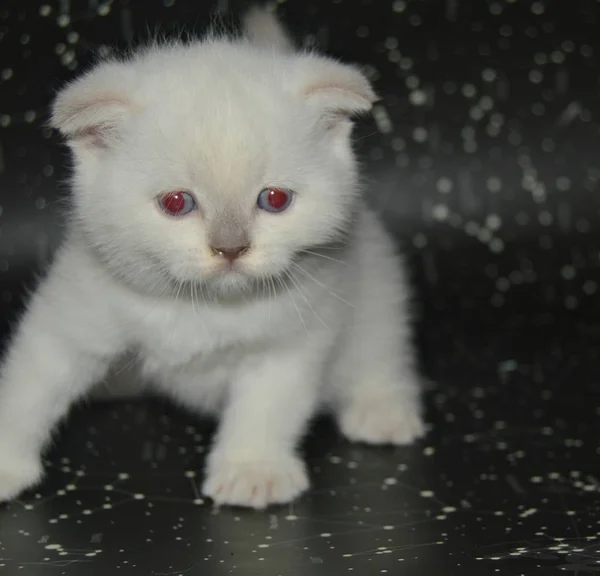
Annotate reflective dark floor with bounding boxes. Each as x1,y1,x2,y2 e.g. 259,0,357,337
1,1,600,574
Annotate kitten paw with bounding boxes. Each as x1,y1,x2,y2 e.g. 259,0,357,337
202,453,309,509
0,455,43,502
339,397,425,446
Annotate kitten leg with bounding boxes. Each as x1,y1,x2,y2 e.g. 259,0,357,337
334,265,425,446
0,276,119,500
201,343,323,509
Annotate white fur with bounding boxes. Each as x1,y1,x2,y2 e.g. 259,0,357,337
0,9,424,508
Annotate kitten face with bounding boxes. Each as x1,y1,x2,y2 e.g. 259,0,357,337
58,41,375,296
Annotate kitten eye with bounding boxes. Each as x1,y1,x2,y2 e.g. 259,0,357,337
158,191,197,217
257,187,293,213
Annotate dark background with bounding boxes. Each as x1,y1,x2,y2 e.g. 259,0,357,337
0,0,599,574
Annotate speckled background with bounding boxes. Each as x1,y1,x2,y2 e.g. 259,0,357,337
0,0,599,574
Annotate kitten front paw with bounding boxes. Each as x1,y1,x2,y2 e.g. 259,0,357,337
202,453,309,509
0,453,43,502
339,396,425,446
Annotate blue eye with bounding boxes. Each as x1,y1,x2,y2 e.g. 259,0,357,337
158,191,197,216
257,187,293,213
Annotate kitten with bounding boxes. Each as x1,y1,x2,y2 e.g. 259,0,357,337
0,7,424,508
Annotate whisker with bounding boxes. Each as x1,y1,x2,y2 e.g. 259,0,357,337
276,274,307,334
285,270,331,333
290,262,354,308
298,249,348,265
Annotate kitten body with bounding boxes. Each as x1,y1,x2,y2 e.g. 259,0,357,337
0,9,424,508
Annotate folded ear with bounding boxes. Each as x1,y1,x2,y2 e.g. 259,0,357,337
292,55,377,121
50,61,136,149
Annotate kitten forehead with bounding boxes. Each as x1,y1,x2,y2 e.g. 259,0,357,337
125,45,303,196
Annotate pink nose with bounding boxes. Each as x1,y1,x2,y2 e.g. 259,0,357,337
210,245,250,262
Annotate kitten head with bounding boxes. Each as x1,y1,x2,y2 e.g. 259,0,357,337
51,9,376,297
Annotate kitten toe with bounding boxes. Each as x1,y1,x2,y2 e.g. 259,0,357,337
202,453,309,509
0,453,43,502
338,396,425,446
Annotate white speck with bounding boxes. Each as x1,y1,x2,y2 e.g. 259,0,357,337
485,214,502,231
97,3,111,16
1,69,13,81
479,96,494,111
61,50,75,66
556,176,571,191
470,106,484,121
538,211,553,226
184,471,196,478
436,177,453,194
104,485,113,491
520,508,538,518
373,105,393,134
558,101,582,126
477,228,492,243
392,0,406,12
193,498,204,505
465,221,480,236
432,204,449,221
561,265,576,280
531,2,545,14
496,277,509,291
383,477,398,486
320,533,332,537
461,84,477,98
420,490,435,498
489,2,502,15
530,476,543,484
423,446,435,456
133,493,145,500
412,127,428,142
490,238,504,253
442,506,457,513
285,515,298,521
413,233,427,248
57,14,70,27
39,5,52,16
583,281,597,295
529,69,543,84
383,525,395,530
482,68,497,82
83,509,92,515
409,89,427,106
486,176,502,193
356,25,369,38
463,139,478,153
385,37,399,50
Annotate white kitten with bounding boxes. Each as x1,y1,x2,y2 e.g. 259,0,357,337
0,7,424,508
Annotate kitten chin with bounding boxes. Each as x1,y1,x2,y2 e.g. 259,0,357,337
0,6,425,509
